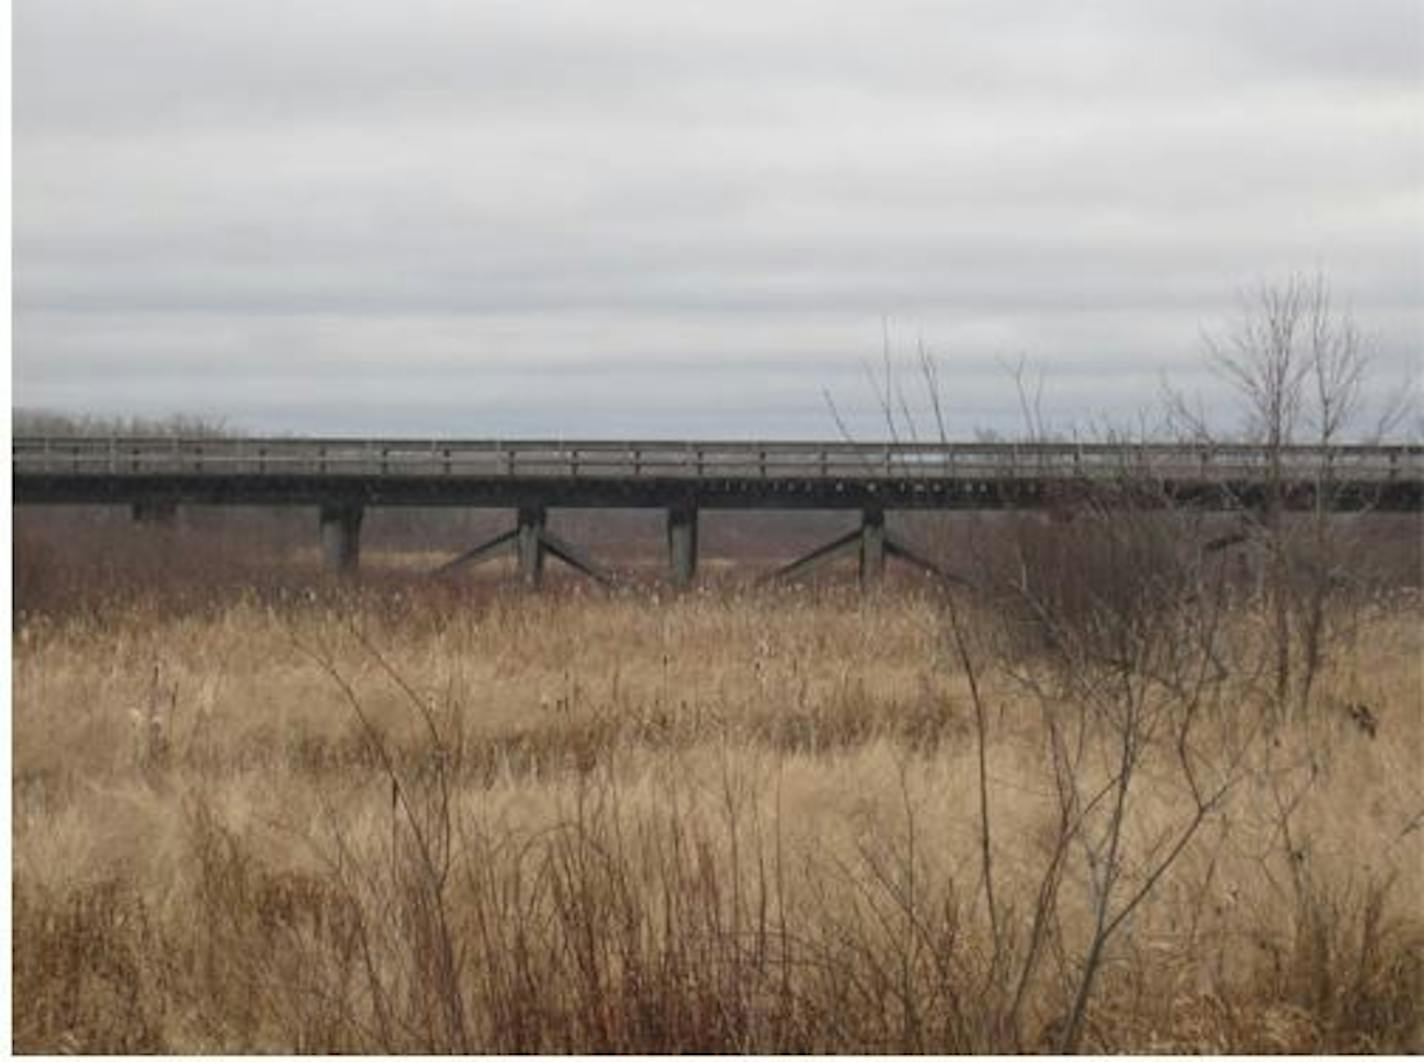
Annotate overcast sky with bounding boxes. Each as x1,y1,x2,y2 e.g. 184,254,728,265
13,0,1423,438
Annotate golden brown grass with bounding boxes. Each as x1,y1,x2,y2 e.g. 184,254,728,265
12,581,1424,1052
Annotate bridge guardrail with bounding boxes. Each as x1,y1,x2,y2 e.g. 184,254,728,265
12,437,1422,483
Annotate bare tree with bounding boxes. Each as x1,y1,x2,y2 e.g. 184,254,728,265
829,339,1260,1050
816,280,1408,1050
1169,272,1397,721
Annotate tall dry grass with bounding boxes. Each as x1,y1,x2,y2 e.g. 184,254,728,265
12,577,1423,1053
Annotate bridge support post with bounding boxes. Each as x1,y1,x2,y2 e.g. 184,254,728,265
860,507,885,584
433,506,612,588
319,502,364,573
131,499,178,525
517,505,546,587
667,503,698,587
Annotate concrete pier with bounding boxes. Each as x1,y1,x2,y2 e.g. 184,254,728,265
517,505,546,586
667,504,698,587
319,502,363,572
859,508,885,584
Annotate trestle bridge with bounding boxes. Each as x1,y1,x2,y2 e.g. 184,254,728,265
13,437,1423,587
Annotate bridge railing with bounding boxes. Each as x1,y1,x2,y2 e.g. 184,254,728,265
12,437,1422,483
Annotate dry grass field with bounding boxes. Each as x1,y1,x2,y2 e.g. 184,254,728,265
12,545,1424,1052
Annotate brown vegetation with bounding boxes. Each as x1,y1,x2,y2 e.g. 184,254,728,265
18,274,1418,1052
12,551,1423,1051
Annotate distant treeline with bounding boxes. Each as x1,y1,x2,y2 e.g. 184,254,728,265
14,409,238,438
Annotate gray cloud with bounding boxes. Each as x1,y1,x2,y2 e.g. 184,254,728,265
14,0,1422,438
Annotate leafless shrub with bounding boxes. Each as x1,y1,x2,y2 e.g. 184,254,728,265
12,586,1422,1052
1166,272,1414,721
827,291,1416,1051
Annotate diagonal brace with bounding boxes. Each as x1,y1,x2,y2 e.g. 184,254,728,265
759,526,864,585
540,529,616,588
432,527,519,574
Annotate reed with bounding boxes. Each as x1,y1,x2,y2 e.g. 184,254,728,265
13,579,1422,1052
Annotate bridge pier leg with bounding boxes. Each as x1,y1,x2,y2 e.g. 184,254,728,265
319,502,364,573
131,499,178,525
667,504,699,587
860,507,885,584
517,505,546,587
